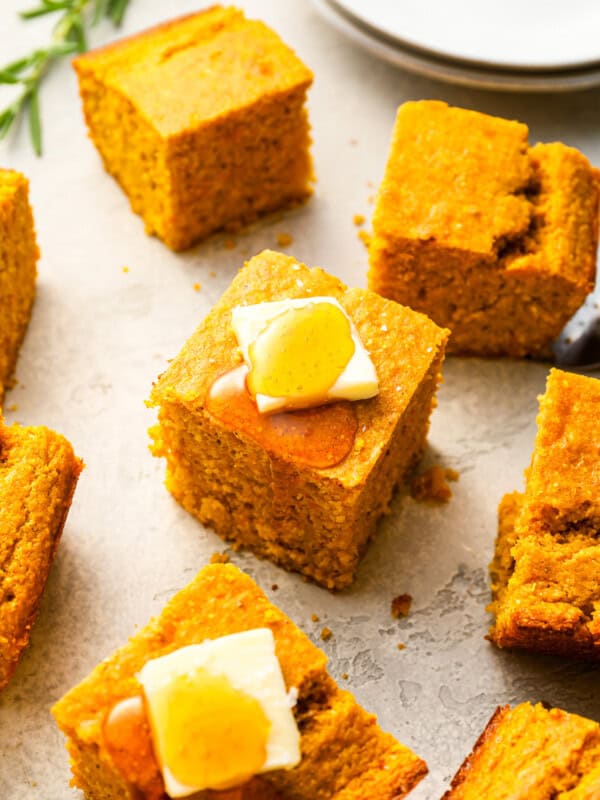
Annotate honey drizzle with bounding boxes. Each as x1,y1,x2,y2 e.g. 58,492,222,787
206,367,358,469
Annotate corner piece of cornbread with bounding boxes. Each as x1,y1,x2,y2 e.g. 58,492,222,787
0,417,82,691
73,6,314,251
489,368,600,659
148,249,449,590
443,703,600,799
0,168,38,402
369,101,599,357
52,563,427,800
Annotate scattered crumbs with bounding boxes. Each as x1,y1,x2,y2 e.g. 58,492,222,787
397,643,406,651
277,232,293,247
209,551,230,564
224,238,236,250
410,465,460,504
320,627,333,642
210,270,216,278
122,266,129,273
341,672,349,680
7,403,17,412
353,213,365,227
391,593,412,619
358,229,371,249
311,613,320,623
271,583,279,591
193,282,201,292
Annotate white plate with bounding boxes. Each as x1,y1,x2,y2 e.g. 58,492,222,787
328,0,600,71
316,0,600,92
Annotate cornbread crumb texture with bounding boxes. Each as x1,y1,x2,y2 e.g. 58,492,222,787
489,369,600,659
0,418,82,691
52,564,427,800
73,6,314,251
0,169,39,402
369,100,599,357
410,465,459,503
391,594,412,619
149,249,449,589
444,703,600,799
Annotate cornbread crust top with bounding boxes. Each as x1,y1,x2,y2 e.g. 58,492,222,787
489,369,600,658
369,101,599,357
149,250,448,589
0,169,38,402
73,7,314,251
53,564,427,800
444,703,600,799
0,419,82,691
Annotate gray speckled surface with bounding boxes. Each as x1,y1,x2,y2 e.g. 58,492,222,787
1,2,599,798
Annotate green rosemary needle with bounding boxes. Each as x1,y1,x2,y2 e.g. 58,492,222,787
0,0,131,155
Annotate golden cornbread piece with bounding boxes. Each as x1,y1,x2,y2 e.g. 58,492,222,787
149,250,449,590
73,7,314,251
443,703,600,799
0,169,38,401
489,369,600,658
0,417,82,691
53,563,427,800
369,101,599,357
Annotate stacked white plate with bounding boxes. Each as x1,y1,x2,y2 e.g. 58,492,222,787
314,0,600,91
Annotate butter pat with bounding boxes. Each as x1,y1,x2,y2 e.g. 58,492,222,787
231,297,379,413
138,628,300,797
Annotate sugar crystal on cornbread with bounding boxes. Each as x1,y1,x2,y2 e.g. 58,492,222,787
149,249,449,590
52,563,427,800
369,101,599,357
0,169,38,402
443,702,600,799
73,7,314,251
489,369,600,659
0,417,82,691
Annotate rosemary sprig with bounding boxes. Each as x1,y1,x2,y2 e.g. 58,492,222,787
0,0,131,155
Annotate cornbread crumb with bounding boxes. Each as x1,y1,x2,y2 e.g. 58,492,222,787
397,643,406,651
391,594,412,619
276,232,293,247
320,627,333,641
353,214,365,226
73,8,315,251
271,583,279,591
411,465,459,503
209,551,230,564
193,282,201,292
358,229,371,248
341,672,349,680
121,266,129,273
311,613,320,623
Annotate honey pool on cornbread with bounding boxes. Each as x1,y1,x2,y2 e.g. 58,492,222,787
149,250,449,590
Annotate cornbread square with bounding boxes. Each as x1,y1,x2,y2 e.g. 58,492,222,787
0,418,82,691
73,7,314,251
52,563,427,800
369,101,599,357
489,369,600,658
443,703,600,799
0,169,38,401
149,250,449,589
